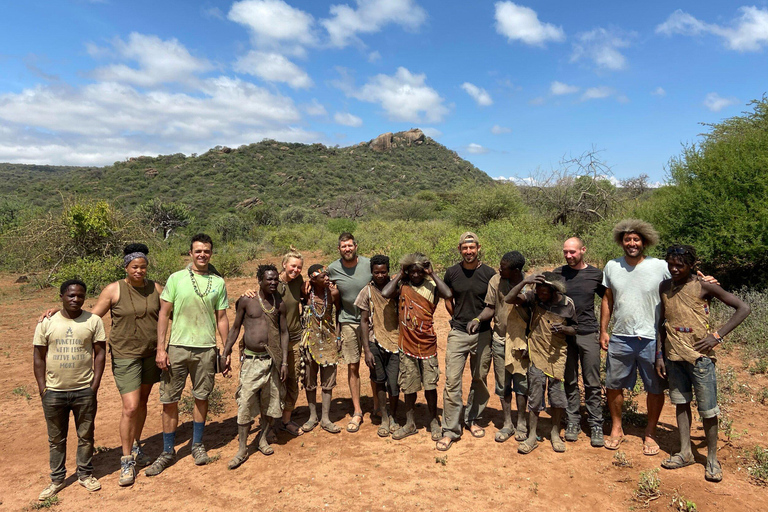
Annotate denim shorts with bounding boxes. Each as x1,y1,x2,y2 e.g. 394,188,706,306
666,357,720,419
605,335,664,395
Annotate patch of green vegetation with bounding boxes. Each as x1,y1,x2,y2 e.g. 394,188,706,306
12,385,31,400
179,385,226,417
748,445,768,485
31,496,60,509
633,468,661,504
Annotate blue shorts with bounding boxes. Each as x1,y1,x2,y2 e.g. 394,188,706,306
605,335,663,395
666,357,720,419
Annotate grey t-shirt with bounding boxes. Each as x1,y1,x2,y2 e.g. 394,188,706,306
328,256,372,324
602,256,670,339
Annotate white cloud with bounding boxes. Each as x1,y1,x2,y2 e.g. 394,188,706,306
657,7,768,52
652,87,666,96
322,0,427,48
347,67,449,123
421,127,442,138
228,0,316,56
461,82,493,106
491,124,511,134
571,28,631,71
233,51,313,89
92,33,211,86
465,143,489,154
581,86,615,101
368,50,381,62
550,81,579,95
334,111,363,127
529,96,546,105
202,7,225,19
703,92,738,112
494,1,565,47
304,99,328,116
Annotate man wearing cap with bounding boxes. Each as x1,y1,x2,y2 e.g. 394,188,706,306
436,232,497,451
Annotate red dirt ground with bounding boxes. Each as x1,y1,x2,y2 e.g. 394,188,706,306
1,256,767,511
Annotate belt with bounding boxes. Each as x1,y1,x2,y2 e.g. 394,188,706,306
243,352,271,360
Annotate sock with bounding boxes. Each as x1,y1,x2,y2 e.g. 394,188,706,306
163,432,176,453
192,422,205,445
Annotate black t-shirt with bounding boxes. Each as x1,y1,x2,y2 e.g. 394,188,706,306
444,263,497,333
554,264,605,335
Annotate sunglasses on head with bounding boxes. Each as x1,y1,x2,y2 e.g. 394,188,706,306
666,247,690,256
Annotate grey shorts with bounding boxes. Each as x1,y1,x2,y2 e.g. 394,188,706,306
666,357,720,419
160,345,216,403
527,364,567,413
236,355,284,423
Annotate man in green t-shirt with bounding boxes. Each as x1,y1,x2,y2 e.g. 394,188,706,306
34,279,107,501
146,233,230,476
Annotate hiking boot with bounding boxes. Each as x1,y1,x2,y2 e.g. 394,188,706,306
118,455,136,486
145,451,175,477
78,475,101,492
565,423,581,442
38,481,65,501
590,427,605,448
132,441,152,467
191,443,211,466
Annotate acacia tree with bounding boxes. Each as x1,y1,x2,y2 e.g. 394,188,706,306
139,199,192,240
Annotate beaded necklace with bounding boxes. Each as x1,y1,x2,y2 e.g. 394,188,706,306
309,287,328,318
258,290,276,314
188,267,213,299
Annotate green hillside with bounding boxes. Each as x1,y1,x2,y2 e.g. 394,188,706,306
0,129,492,216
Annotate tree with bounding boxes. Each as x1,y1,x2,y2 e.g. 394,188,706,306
139,199,192,240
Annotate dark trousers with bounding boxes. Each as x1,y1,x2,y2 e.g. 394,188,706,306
42,388,97,482
564,333,603,429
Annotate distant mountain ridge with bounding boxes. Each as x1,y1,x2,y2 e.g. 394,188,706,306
0,129,492,215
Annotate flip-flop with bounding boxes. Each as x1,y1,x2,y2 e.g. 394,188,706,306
517,439,538,454
392,426,418,440
346,413,363,433
227,452,249,470
661,453,695,469
551,437,566,453
705,461,723,482
643,438,660,456
495,427,514,443
468,424,485,438
321,421,341,434
301,419,319,433
604,435,624,450
278,421,304,437
436,438,454,452
514,428,528,442
390,422,401,434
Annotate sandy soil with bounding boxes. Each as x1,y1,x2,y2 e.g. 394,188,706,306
1,257,767,511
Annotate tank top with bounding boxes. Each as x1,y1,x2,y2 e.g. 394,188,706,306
278,276,303,342
109,279,161,359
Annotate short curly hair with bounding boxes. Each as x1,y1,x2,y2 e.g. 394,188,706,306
613,219,659,247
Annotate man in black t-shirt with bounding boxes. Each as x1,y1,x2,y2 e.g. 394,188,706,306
436,232,497,451
554,237,606,447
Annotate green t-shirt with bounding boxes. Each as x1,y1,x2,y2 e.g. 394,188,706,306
328,256,371,324
33,311,106,391
160,268,229,348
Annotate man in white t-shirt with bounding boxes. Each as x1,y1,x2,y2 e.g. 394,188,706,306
33,279,107,501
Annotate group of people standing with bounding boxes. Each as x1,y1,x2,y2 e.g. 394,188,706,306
32,220,751,502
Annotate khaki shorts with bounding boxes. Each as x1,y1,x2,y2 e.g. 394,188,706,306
236,355,284,423
112,355,161,395
304,359,337,392
160,345,216,403
340,323,363,364
398,353,440,395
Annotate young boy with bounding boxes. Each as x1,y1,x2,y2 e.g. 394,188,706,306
381,253,452,441
356,255,401,437
34,280,106,501
505,271,576,454
656,245,750,482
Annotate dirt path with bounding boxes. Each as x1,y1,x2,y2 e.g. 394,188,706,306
1,261,767,511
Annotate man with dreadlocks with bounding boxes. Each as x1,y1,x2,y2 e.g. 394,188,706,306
300,264,342,434
222,265,289,468
656,245,750,482
506,271,576,454
382,253,452,441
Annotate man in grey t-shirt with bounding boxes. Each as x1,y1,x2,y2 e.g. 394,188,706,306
328,232,371,433
600,220,668,455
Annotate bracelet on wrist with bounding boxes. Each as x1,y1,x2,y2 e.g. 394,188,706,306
472,317,480,323
655,350,663,359
713,331,723,343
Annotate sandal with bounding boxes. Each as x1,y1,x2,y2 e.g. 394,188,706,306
643,437,660,456
705,460,723,482
278,421,304,437
321,421,341,434
661,453,695,470
257,444,274,456
468,424,485,438
346,413,363,433
430,423,442,442
495,427,514,443
604,435,624,450
517,439,538,454
390,422,401,434
392,425,418,440
227,452,249,470
301,418,319,433
514,427,528,442
377,424,390,438
436,437,454,452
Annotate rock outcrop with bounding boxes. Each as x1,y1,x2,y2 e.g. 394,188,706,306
368,128,427,152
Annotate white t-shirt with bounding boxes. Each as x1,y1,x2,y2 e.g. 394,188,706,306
602,256,670,339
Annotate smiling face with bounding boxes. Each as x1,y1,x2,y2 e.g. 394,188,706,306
621,233,645,259
339,239,357,262
260,270,280,294
61,284,86,316
459,242,479,265
125,258,148,284
189,241,212,270
563,238,586,268
408,265,426,286
372,264,389,287
282,257,303,281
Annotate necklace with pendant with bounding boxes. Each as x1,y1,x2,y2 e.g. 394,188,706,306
188,267,212,299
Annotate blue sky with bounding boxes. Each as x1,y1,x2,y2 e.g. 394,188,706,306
1,0,766,183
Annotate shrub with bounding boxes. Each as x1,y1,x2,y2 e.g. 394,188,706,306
451,182,525,228
326,218,357,236
52,256,125,295
211,213,249,243
280,206,321,224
